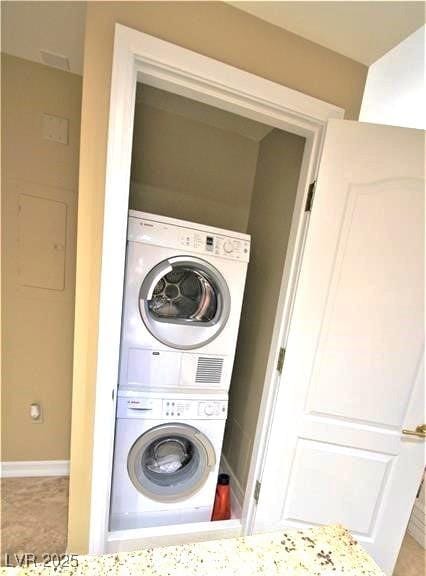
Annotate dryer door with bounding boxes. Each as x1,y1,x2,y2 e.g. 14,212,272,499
127,423,216,502
139,256,231,349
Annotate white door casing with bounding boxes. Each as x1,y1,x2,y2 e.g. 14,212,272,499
89,24,343,553
254,120,425,576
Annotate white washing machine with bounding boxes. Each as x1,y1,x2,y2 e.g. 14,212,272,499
110,390,228,530
119,211,250,393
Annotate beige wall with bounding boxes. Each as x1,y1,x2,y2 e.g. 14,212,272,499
1,54,82,460
130,87,260,232
69,1,367,551
222,129,305,491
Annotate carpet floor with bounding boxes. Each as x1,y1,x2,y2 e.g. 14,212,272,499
393,533,425,576
1,476,69,565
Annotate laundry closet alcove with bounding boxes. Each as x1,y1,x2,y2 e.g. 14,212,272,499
77,23,343,554
68,20,426,575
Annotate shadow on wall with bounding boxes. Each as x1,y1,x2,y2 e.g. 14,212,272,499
129,84,262,232
222,129,305,493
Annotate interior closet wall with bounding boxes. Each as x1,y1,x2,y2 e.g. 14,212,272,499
129,86,261,232
128,90,306,499
222,129,306,495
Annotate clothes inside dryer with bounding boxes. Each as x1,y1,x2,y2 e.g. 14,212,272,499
137,254,233,350
148,266,217,322
127,422,216,503
144,436,193,475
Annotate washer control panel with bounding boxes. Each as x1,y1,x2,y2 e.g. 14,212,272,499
118,395,228,420
163,399,227,419
128,214,250,263
198,401,226,417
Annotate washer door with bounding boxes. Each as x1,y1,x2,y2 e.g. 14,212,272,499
127,423,216,502
139,256,231,349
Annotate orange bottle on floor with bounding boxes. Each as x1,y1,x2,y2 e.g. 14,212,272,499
211,473,231,521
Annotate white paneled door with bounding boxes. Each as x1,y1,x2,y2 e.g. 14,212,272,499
254,120,425,575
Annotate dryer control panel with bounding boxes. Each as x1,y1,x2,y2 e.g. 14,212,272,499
118,395,228,420
128,212,250,263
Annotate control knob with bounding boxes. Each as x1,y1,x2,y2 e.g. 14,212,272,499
203,403,217,416
223,240,234,254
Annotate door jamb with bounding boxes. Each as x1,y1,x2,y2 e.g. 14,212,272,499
87,23,344,553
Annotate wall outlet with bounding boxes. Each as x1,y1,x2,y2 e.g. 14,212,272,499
30,402,43,423
42,113,69,145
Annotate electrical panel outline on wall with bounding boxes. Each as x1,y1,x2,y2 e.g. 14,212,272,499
17,193,68,291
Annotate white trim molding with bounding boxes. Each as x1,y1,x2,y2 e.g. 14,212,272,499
88,23,344,554
1,460,70,478
220,455,244,517
106,518,242,553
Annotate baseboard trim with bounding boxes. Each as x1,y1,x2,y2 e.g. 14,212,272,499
0,460,70,478
220,455,245,517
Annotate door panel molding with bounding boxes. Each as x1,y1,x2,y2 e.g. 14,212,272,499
255,121,424,575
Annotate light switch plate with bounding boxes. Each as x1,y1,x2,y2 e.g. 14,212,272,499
42,113,69,144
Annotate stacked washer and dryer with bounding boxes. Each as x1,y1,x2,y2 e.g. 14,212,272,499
110,210,250,530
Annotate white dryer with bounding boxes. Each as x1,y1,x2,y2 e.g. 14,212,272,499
110,390,227,530
119,211,250,392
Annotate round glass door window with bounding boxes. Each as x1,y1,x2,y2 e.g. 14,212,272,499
139,257,230,349
127,423,216,502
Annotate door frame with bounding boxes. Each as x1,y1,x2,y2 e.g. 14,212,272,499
88,23,344,553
